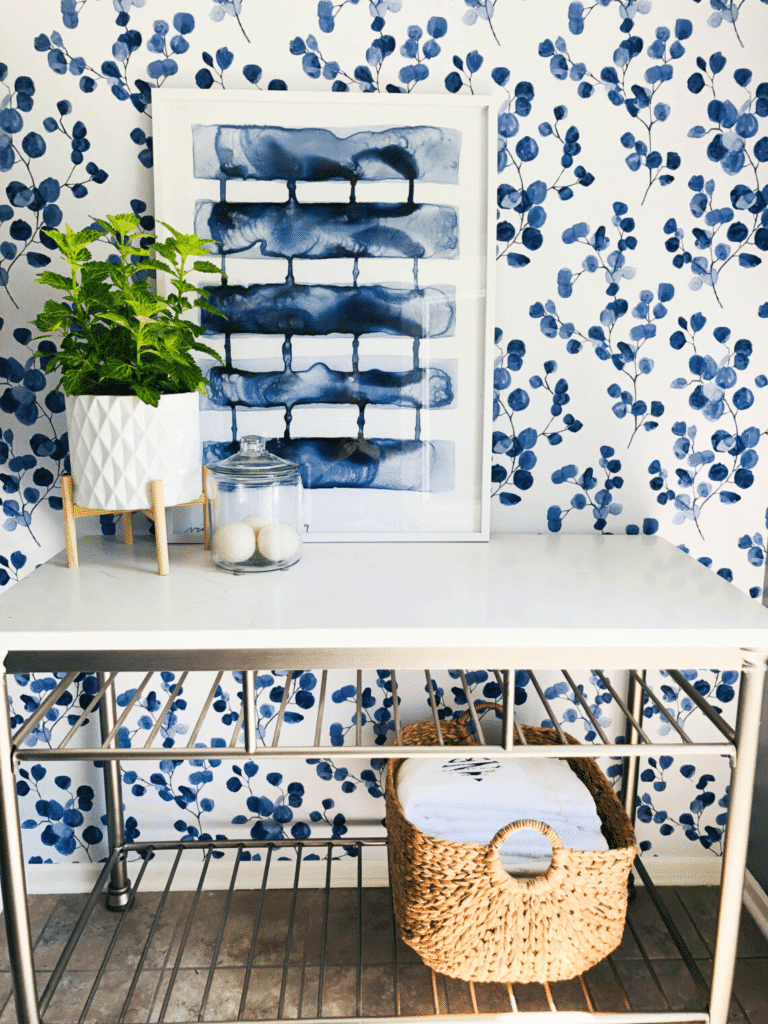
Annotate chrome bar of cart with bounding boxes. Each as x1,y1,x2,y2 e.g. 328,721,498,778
97,669,132,911
0,663,41,1024
708,648,768,1024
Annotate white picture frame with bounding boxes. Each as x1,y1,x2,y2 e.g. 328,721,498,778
152,90,495,542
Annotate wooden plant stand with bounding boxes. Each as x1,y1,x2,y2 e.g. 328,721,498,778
61,469,210,576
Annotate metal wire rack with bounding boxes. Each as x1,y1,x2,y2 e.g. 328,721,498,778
36,838,712,1024
3,655,755,1024
11,667,736,763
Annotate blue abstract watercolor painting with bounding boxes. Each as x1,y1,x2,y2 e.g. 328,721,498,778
192,122,461,494
191,124,462,190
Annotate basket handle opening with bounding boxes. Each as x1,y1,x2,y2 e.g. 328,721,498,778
486,820,564,883
488,819,564,854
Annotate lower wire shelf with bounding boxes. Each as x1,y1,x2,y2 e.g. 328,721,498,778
35,838,713,1024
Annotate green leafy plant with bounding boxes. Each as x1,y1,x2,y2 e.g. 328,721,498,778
33,212,223,407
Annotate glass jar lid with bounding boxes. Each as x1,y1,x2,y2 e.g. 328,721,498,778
207,436,300,483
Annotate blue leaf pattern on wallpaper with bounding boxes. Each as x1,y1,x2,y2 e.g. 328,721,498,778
1,0,767,865
540,16,693,202
495,89,596,267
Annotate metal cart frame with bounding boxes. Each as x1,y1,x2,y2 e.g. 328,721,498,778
1,534,766,1024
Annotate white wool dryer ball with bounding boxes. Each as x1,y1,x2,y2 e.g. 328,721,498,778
241,513,271,535
213,521,257,563
257,522,301,563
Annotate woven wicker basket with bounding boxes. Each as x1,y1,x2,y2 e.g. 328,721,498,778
385,703,637,984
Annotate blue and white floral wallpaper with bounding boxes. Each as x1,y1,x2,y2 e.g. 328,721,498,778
1,0,767,875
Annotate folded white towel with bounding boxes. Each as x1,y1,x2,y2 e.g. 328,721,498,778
397,754,603,822
420,816,607,850
396,754,608,873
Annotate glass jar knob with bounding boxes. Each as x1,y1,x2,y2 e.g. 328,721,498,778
240,436,266,455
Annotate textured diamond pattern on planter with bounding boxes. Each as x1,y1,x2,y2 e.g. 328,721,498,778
66,393,203,511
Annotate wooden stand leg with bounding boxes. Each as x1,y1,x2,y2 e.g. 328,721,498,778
122,512,133,546
61,467,206,575
150,480,169,577
61,475,78,569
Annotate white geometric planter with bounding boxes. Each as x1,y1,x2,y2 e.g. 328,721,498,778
66,392,202,511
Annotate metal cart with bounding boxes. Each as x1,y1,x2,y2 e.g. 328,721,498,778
1,533,766,1023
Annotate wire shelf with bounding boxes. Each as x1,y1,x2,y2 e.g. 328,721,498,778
10,667,736,763
36,837,711,1024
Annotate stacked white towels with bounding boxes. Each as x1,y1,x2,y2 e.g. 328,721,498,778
396,754,608,876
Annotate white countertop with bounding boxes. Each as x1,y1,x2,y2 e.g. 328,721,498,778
2,535,768,666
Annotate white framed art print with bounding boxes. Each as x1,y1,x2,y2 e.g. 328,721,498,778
152,90,495,541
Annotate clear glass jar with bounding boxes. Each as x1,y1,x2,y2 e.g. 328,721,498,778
206,436,303,572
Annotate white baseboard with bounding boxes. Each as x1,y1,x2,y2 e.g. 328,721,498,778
633,855,723,887
21,849,392,896
743,869,768,942
18,851,726,898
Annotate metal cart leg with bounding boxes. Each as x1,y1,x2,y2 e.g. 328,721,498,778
97,671,132,911
621,668,644,903
709,648,768,1024
0,667,41,1024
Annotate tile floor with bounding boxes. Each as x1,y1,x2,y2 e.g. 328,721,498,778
1,884,767,1023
